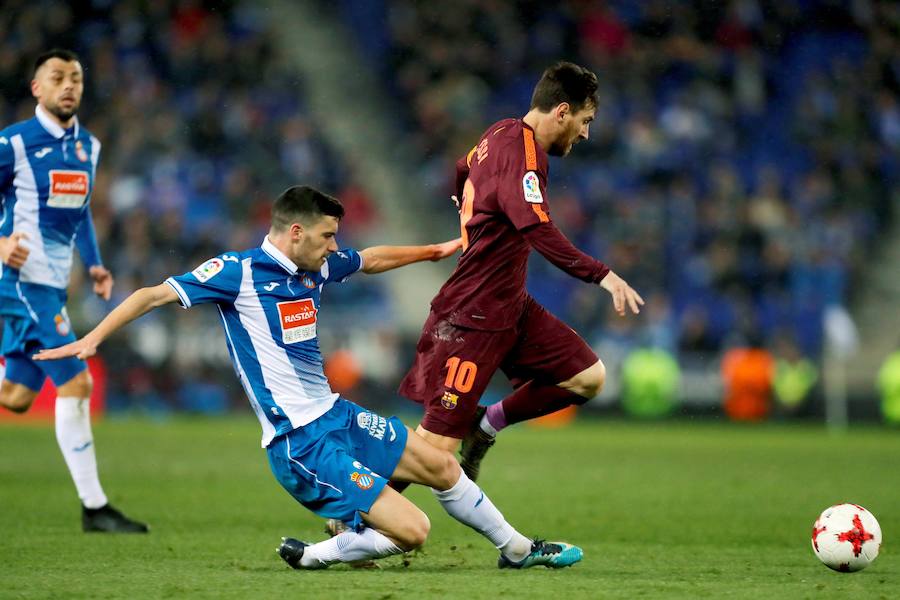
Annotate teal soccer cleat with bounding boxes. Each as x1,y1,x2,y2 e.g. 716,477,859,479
498,540,583,569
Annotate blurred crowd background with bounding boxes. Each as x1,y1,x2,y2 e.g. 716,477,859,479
1,0,898,420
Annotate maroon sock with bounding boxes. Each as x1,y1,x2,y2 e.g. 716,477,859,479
499,380,584,428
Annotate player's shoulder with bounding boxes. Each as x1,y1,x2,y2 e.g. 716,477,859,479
0,117,37,142
188,250,246,282
480,118,547,174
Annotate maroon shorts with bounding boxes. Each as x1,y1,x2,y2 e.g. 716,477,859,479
398,296,598,438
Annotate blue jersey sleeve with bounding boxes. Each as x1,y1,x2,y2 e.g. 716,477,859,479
321,248,363,285
0,133,13,190
165,254,242,308
75,209,102,268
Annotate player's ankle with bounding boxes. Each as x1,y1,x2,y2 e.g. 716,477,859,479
481,403,506,436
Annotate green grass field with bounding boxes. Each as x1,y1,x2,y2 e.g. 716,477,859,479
1,416,897,599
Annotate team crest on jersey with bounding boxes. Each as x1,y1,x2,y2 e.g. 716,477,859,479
191,258,224,283
47,170,89,208
277,299,317,344
441,391,459,410
300,274,316,289
522,171,543,204
75,140,89,162
350,472,375,490
54,313,70,336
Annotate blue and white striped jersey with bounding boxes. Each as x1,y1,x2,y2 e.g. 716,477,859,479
0,106,102,307
166,236,364,447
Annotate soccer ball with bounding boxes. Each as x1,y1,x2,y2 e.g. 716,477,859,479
811,503,882,572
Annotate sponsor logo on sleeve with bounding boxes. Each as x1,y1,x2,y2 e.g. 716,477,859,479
522,171,543,204
191,257,224,282
47,170,89,208
276,298,317,344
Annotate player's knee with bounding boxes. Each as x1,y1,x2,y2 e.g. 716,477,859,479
58,370,92,398
1,394,33,413
397,510,431,551
432,450,462,491
571,360,605,401
0,383,36,413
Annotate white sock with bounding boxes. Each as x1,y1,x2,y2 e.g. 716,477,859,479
301,527,403,568
431,471,532,561
55,397,108,509
479,414,498,437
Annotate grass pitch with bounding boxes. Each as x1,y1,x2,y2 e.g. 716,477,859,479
0,416,897,599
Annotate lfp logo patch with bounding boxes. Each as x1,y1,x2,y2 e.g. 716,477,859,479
47,170,89,208
191,258,224,283
522,171,543,204
277,299,317,344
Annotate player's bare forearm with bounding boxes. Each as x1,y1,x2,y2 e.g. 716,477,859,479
360,238,462,274
33,283,178,361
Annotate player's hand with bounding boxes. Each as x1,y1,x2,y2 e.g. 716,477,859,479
600,270,645,317
89,265,113,301
33,337,98,361
431,238,463,261
0,232,30,269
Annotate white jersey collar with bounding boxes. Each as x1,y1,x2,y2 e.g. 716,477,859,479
35,104,79,139
261,236,299,274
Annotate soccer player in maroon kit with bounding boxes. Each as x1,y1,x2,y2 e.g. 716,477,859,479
399,61,644,480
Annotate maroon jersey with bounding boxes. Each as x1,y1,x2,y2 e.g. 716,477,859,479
430,118,609,331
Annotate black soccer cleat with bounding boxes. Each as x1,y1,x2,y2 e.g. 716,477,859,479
82,504,149,533
279,537,325,570
459,405,495,482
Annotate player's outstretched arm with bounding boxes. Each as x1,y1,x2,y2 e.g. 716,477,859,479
33,283,179,361
521,223,644,316
360,238,462,274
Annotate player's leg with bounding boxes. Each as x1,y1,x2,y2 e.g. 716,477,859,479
281,486,428,569
1,318,44,412
389,426,582,568
270,408,419,569
461,298,602,480
50,366,148,533
0,356,42,412
397,314,514,485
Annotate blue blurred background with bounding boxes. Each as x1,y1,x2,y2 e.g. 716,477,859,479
1,0,898,422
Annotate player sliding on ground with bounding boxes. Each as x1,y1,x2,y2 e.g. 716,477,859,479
398,61,644,482
35,186,582,570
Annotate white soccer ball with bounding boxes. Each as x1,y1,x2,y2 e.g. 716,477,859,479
811,503,882,572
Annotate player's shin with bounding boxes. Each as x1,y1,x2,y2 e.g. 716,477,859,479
430,470,532,561
490,381,583,431
55,396,108,509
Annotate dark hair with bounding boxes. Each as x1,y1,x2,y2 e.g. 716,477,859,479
271,185,344,231
530,61,599,113
34,49,81,75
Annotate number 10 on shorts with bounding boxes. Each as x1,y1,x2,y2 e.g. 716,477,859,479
444,357,477,393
